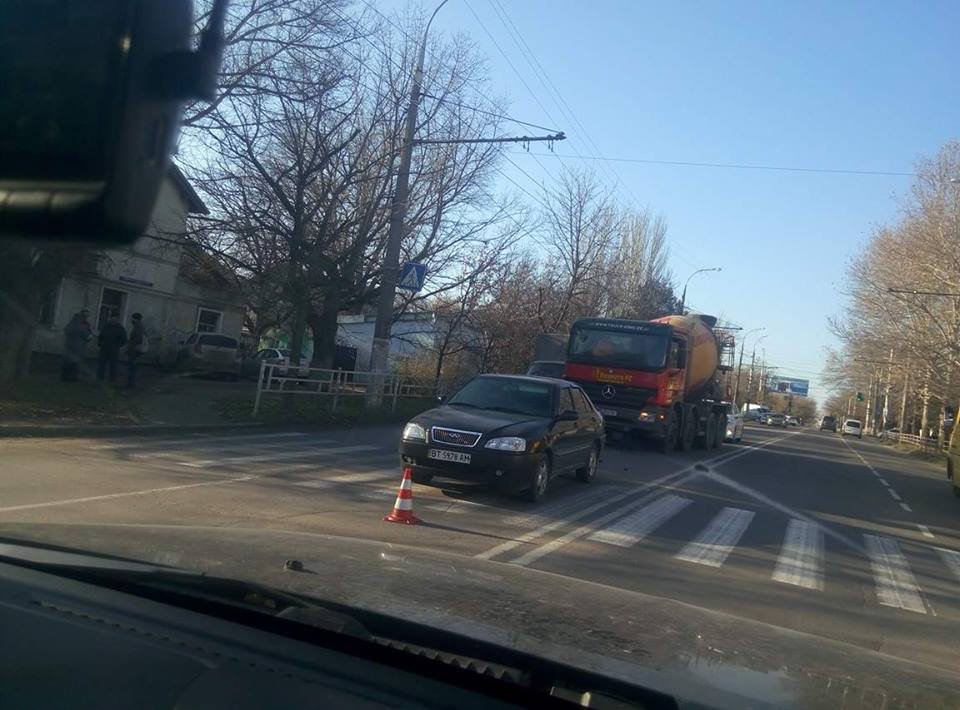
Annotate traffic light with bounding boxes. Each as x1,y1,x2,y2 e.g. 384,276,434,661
856,392,864,402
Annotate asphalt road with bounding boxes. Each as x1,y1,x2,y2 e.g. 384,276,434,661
2,422,960,674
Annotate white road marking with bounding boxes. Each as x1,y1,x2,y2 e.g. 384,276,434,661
675,507,755,568
179,444,381,467
917,525,935,539
588,494,692,547
88,431,311,450
900,502,913,513
503,485,617,527
888,489,902,501
864,534,927,614
292,480,334,489
772,519,824,590
328,470,394,484
477,429,801,563
936,547,960,583
878,478,890,487
0,475,259,513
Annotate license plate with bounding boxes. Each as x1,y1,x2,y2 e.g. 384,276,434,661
428,449,471,464
599,408,617,417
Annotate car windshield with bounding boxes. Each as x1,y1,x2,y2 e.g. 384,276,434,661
448,378,554,417
4,2,960,704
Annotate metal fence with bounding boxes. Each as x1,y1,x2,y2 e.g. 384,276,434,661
252,362,436,416
889,431,946,452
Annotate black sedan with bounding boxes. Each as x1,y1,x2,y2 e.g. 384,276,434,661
399,375,604,503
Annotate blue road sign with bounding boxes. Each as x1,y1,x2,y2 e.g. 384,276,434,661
770,376,809,397
397,262,427,292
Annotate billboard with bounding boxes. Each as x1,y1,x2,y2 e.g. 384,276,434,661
769,376,809,397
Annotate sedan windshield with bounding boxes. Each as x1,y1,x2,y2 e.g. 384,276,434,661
448,378,554,417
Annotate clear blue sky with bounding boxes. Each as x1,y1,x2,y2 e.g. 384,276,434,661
380,0,960,403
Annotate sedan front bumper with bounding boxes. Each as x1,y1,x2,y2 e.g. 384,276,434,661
398,440,539,493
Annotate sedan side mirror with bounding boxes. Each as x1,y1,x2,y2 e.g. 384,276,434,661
557,410,579,422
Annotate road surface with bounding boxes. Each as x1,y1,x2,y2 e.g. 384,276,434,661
2,423,959,674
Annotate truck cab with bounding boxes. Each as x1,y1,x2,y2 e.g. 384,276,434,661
562,315,727,453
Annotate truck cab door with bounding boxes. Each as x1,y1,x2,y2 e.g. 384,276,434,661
665,338,686,402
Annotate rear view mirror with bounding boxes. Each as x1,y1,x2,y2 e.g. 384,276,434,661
0,0,227,244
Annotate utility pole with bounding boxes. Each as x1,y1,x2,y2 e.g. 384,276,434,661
366,0,563,407
733,327,764,408
881,348,893,432
899,363,910,433
864,372,874,434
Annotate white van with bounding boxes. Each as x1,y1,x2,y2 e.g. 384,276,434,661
841,419,863,439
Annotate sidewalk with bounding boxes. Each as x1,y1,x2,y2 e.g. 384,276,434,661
0,368,256,436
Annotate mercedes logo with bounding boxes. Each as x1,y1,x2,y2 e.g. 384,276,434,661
601,385,616,399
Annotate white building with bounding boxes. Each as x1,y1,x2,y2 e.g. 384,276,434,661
33,165,244,364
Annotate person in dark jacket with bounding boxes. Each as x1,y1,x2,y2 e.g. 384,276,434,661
126,313,146,388
61,310,92,382
97,315,127,382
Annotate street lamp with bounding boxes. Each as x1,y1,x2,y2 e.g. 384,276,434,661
367,0,451,407
680,267,721,314
734,327,765,407
887,286,960,298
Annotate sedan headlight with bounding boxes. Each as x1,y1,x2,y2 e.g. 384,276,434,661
402,422,427,441
484,437,527,452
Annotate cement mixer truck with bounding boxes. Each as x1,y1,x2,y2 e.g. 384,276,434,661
562,314,728,453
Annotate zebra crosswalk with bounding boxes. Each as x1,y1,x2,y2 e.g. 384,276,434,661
493,490,960,617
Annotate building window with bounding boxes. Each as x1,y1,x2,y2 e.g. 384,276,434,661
196,307,222,333
38,281,61,326
97,288,127,332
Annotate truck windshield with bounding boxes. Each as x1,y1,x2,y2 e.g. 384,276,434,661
568,327,670,370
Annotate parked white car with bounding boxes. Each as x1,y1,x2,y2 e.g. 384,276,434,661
841,419,863,439
176,333,241,378
242,348,309,379
723,402,744,442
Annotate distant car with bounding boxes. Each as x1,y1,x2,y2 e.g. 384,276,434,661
399,374,604,503
176,333,241,377
767,413,786,427
742,409,763,422
841,419,863,438
819,416,837,432
525,360,566,379
758,412,771,424
723,402,744,442
242,348,309,379
785,415,798,427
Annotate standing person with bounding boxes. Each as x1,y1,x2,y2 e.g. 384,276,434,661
126,313,146,388
61,309,92,382
97,315,127,382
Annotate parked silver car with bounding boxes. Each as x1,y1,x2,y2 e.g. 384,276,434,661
723,402,744,442
176,333,241,377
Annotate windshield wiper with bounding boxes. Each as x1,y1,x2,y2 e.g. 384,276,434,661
486,406,535,416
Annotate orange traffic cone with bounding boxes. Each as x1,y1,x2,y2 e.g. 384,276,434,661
383,467,422,525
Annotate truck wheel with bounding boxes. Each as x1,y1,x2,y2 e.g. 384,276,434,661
679,408,696,452
695,410,712,450
713,414,724,449
703,413,718,450
659,411,680,453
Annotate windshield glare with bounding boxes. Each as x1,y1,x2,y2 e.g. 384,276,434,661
448,378,554,417
568,328,669,370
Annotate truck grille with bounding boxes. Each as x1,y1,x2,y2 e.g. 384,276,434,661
430,427,482,448
576,382,656,410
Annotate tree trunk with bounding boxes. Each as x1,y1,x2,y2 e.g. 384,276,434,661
0,303,37,384
899,368,910,432
920,381,931,441
308,291,341,370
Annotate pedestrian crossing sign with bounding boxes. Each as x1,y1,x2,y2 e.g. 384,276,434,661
397,262,427,292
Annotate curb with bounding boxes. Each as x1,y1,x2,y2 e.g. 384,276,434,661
0,422,268,439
